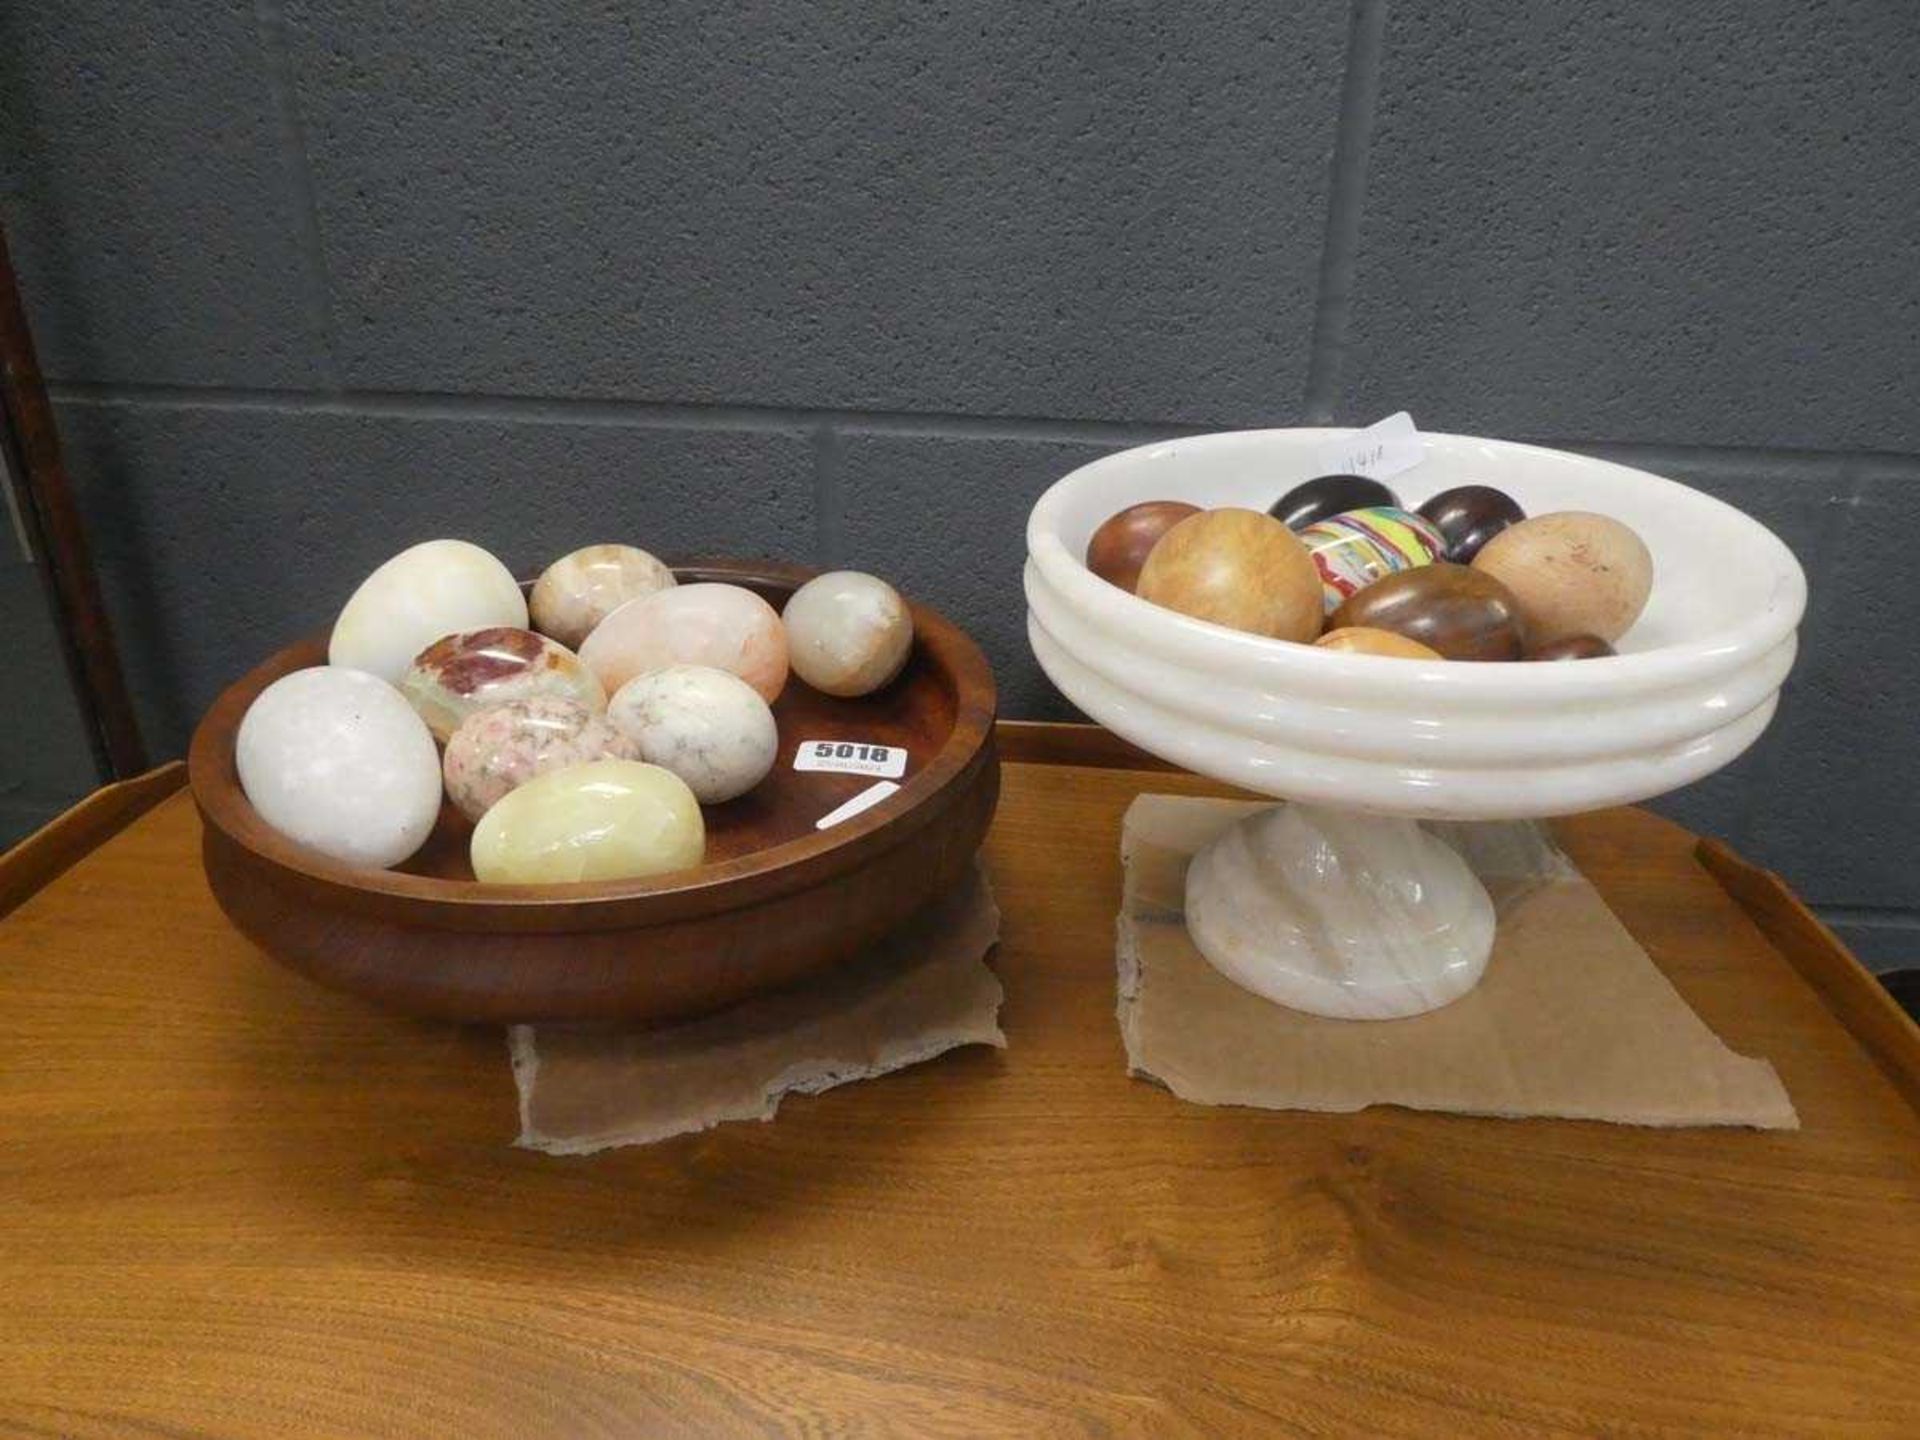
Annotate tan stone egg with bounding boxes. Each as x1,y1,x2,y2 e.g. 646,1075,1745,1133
530,544,677,649
1134,507,1322,643
781,571,914,698
1471,512,1653,646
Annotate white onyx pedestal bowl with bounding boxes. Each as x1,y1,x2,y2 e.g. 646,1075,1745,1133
1026,429,1805,1020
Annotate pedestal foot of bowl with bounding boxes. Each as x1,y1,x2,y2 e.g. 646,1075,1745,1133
1183,804,1494,1020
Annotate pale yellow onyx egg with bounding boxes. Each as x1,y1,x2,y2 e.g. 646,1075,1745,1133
469,759,705,885
530,544,677,649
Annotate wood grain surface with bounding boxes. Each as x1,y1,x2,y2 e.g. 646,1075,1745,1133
2,758,1917,1437
0,761,182,919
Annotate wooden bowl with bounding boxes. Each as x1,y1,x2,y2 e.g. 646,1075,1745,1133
188,560,999,1025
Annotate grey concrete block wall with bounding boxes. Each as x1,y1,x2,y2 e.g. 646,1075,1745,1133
282,0,1347,421
3,3,1916,967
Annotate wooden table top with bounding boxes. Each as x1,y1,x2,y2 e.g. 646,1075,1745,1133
4,741,1918,1436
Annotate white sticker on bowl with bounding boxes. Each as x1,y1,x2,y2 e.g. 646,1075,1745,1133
794,740,908,779
815,781,901,830
1315,411,1423,481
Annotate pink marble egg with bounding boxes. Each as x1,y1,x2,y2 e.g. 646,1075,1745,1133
578,582,789,702
441,695,639,823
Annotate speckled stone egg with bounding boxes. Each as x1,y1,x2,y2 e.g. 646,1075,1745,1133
470,759,706,885
781,571,915,697
529,544,678,649
607,665,778,804
328,539,527,684
579,582,790,702
399,626,604,742
236,666,442,868
441,695,639,823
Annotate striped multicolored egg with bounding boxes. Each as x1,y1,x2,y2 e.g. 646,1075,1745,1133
1298,506,1444,614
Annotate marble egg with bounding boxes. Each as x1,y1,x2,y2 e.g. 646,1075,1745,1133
1472,512,1654,646
1330,564,1528,662
1416,485,1526,565
529,544,677,649
579,582,790,702
607,665,778,804
1529,633,1618,661
329,539,527,684
442,695,639,823
1085,501,1201,592
399,627,604,742
236,666,442,868
1297,506,1444,614
1135,508,1322,643
1313,626,1443,661
1269,474,1400,531
782,570,915,697
470,759,705,885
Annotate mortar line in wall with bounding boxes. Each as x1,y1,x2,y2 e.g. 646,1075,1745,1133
43,381,1207,447
44,381,1920,473
1300,0,1388,423
253,0,343,385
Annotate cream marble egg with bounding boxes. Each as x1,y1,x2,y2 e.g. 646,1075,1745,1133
470,759,705,885
329,539,528,683
781,570,914,697
578,582,789,702
529,543,677,649
235,666,442,869
607,665,778,804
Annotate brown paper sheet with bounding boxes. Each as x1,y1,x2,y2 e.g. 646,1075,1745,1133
510,864,1003,1154
1119,796,1797,1129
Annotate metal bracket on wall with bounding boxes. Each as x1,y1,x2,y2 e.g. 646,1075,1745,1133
0,218,147,781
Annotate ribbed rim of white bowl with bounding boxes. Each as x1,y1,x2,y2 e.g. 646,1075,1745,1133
1025,429,1807,704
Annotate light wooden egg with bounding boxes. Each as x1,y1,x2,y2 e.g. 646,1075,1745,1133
1314,626,1444,660
1471,512,1653,646
1135,508,1322,643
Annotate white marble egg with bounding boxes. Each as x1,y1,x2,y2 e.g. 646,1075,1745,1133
329,539,528,684
235,667,442,869
781,570,914,697
607,665,778,804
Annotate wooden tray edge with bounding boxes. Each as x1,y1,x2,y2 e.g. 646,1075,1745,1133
0,761,186,918
1697,836,1920,1115
995,719,1176,772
